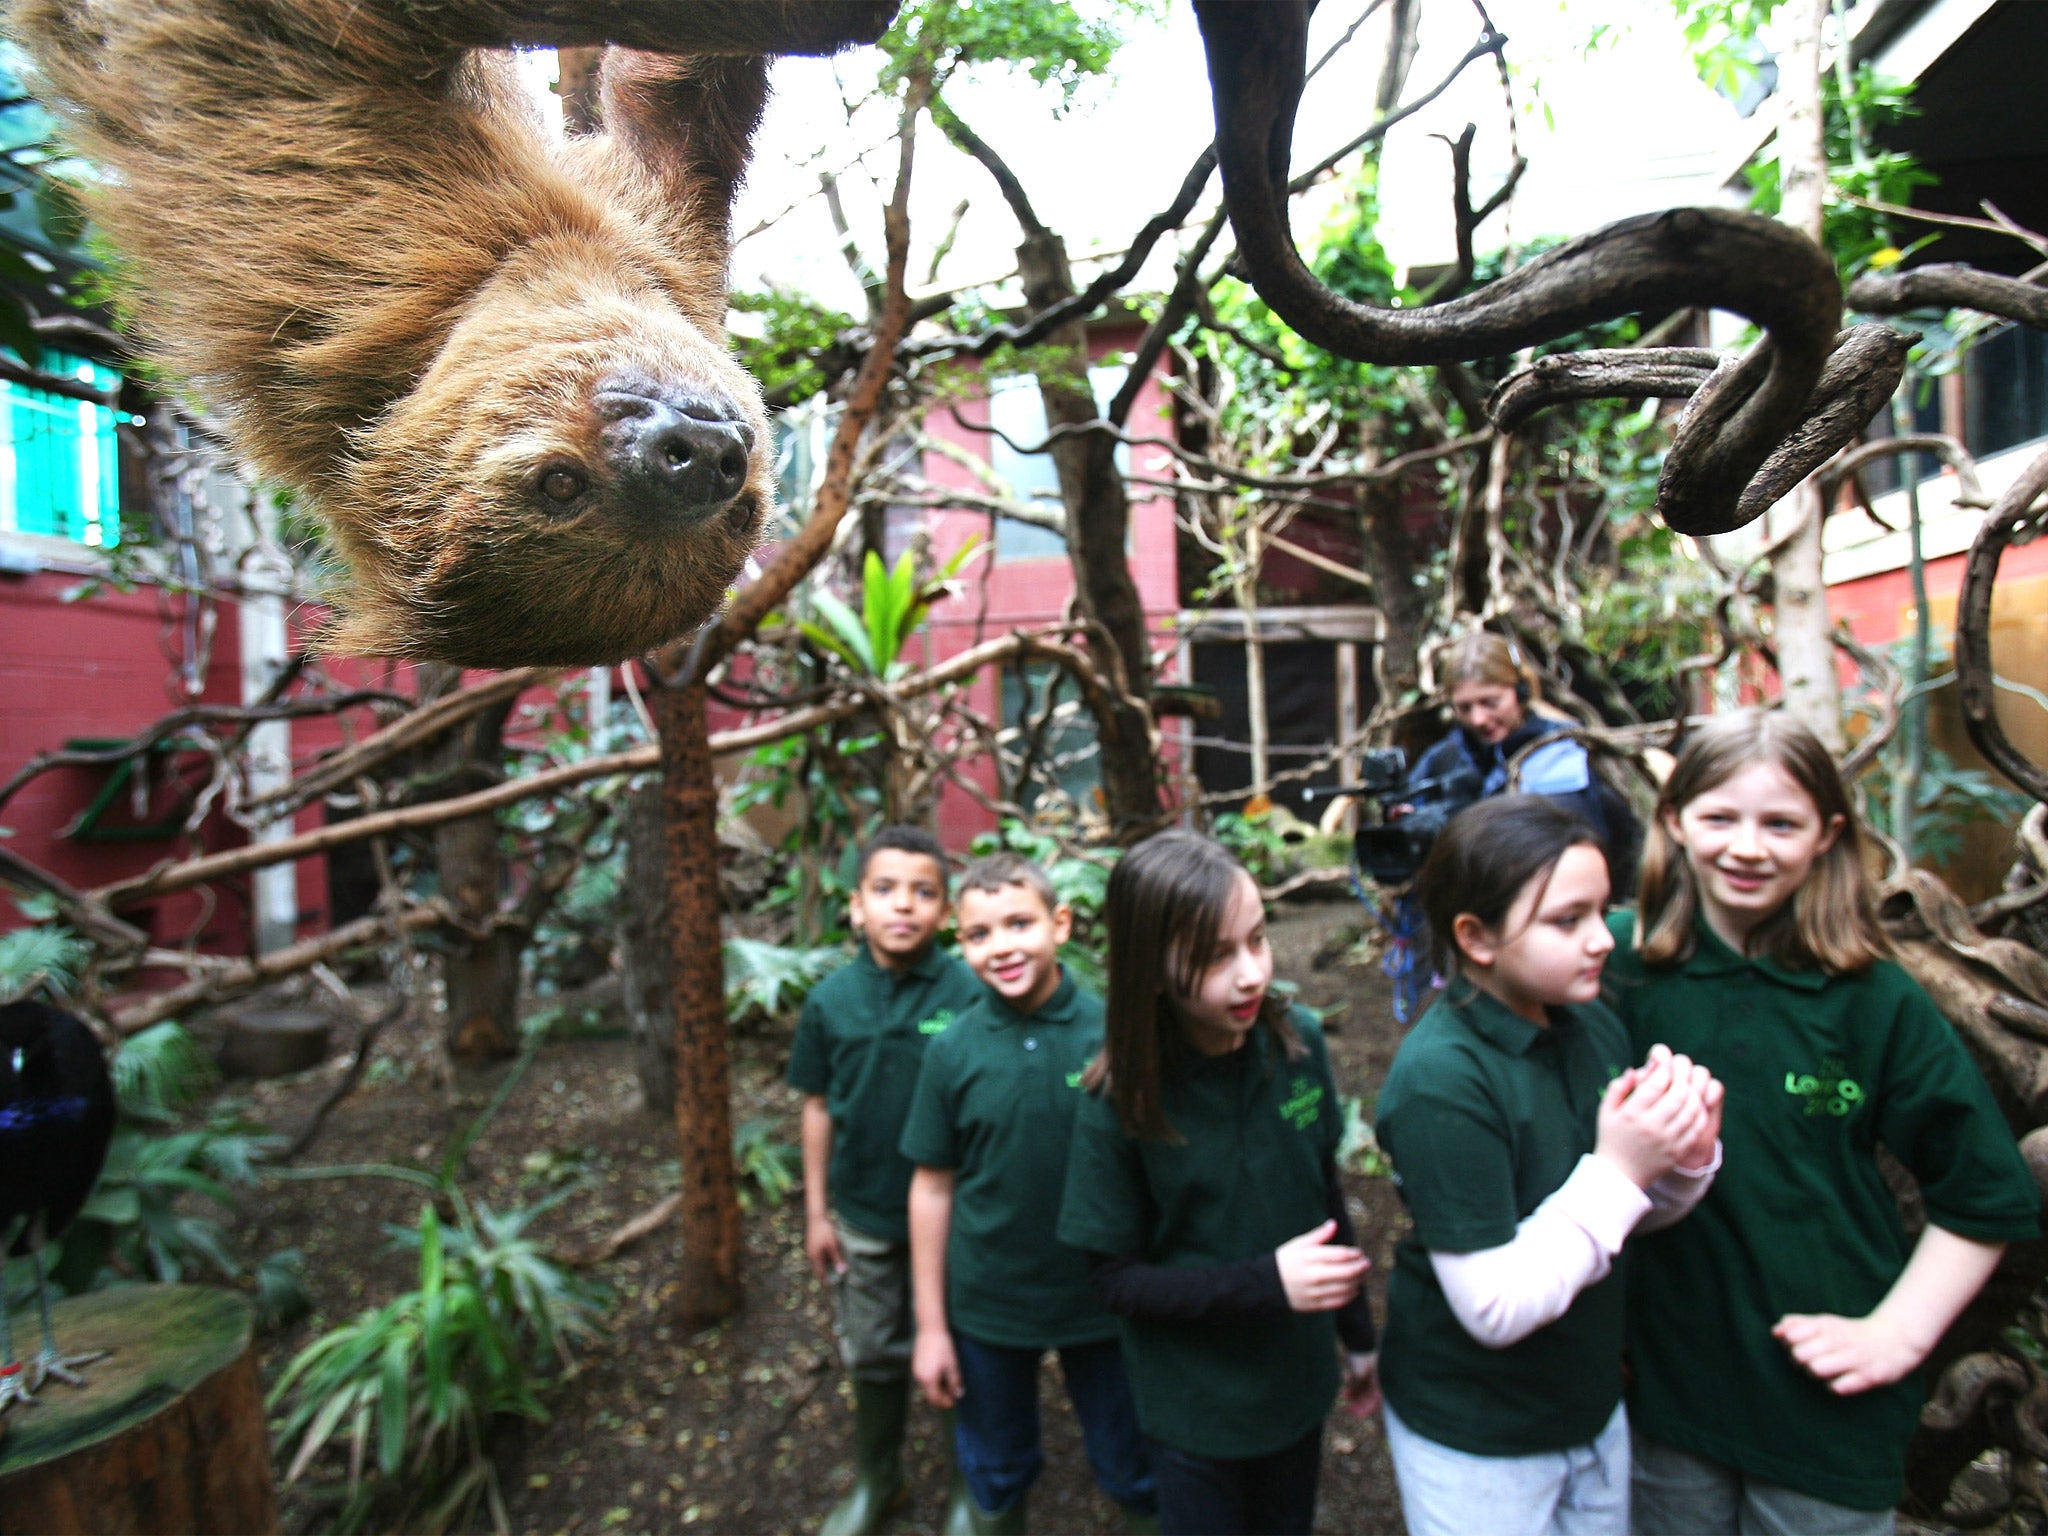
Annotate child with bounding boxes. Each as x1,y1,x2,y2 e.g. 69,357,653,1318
1058,829,1376,1536
900,851,1156,1535
787,825,986,1536
1375,795,1722,1536
1605,709,2039,1534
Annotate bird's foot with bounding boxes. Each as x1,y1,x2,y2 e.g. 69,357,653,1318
26,1346,106,1394
0,1360,28,1409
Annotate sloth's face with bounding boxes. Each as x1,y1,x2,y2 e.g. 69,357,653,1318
324,263,774,665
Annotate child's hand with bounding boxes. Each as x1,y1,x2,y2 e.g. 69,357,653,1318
1275,1219,1369,1313
1341,1351,1381,1419
1676,1064,1724,1172
1595,1048,1706,1188
913,1327,963,1408
804,1213,846,1282
1771,1312,1928,1395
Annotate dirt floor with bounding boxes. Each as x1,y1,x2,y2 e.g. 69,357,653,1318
216,896,1407,1536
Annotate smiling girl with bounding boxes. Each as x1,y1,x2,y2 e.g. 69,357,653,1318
1376,795,1721,1536
1606,710,2038,1534
1058,830,1375,1536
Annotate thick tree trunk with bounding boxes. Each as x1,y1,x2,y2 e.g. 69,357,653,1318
419,664,520,1060
1770,0,1845,749
1013,229,1162,835
1356,476,1429,701
652,679,740,1327
619,779,676,1114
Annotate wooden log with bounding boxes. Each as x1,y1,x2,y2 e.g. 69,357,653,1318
0,1285,275,1535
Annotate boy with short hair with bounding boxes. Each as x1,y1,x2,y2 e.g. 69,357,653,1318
789,826,985,1536
901,852,1157,1535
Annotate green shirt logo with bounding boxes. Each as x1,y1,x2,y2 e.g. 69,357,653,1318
917,1010,955,1036
1279,1075,1325,1132
1784,1055,1865,1117
1066,1069,1085,1089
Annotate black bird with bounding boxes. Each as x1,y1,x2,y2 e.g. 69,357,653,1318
0,1000,117,1404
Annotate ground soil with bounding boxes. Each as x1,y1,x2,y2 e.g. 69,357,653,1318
213,896,1408,1535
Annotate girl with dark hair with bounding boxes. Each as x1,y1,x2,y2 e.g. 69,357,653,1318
1057,830,1376,1536
1376,795,1721,1536
1607,710,2039,1534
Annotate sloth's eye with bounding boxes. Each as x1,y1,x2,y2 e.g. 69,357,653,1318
539,466,586,503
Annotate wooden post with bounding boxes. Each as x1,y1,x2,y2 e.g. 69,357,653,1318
0,1285,275,1535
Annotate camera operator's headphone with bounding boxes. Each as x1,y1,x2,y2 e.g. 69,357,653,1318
1504,636,1533,705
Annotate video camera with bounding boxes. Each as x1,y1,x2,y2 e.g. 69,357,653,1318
1296,746,1485,887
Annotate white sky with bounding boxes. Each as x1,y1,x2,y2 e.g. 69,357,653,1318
520,1,1757,316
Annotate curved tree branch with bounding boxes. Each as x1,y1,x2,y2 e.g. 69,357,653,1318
1955,442,2048,802
1192,0,1844,538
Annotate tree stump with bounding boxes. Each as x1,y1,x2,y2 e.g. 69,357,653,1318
0,1285,276,1534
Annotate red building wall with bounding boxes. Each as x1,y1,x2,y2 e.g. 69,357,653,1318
1,568,247,949
907,325,1183,849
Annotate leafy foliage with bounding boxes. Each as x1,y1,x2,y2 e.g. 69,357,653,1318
271,1201,602,1534
1865,742,2031,870
729,285,856,406
798,542,984,680
732,1117,802,1210
0,921,88,1003
19,1022,282,1298
1578,538,1726,719
723,936,845,1023
1743,65,1934,276
880,0,1154,103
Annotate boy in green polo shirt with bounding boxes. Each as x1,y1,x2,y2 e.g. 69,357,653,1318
788,825,985,1536
901,852,1156,1536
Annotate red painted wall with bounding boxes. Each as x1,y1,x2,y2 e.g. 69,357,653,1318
909,324,1183,849
1,569,247,950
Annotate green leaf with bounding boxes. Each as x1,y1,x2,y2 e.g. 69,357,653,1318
808,588,877,673
377,1334,410,1476
863,549,892,677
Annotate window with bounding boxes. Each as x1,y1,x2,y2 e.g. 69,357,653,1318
1002,661,1100,815
1,349,121,547
1966,321,2048,462
985,365,1128,562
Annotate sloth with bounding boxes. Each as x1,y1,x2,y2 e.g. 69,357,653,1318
10,0,884,664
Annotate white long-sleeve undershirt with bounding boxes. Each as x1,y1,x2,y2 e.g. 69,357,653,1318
1428,1144,1722,1350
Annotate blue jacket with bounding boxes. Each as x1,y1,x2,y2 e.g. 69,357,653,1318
1404,714,1615,849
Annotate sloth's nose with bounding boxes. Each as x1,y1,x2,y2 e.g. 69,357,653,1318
596,386,754,518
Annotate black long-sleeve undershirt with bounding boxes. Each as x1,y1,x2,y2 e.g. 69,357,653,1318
1083,1151,1376,1353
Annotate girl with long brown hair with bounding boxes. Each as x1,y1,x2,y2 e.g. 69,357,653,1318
1057,830,1375,1536
1607,709,2038,1533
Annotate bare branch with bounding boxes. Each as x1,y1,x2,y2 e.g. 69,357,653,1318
1849,264,2048,329
243,668,553,818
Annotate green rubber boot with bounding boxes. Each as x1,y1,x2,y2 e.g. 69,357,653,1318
942,1482,1026,1536
820,1377,910,1536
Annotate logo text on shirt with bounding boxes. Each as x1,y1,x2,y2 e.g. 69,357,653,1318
917,1010,955,1036
1784,1055,1864,1117
1280,1075,1324,1131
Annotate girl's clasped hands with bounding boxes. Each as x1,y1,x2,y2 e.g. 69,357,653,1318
1598,1042,1723,1188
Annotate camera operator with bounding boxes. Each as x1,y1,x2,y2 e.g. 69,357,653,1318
1392,632,1636,884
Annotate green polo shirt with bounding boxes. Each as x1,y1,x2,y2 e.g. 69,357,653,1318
898,970,1114,1350
1057,1011,1346,1459
786,944,984,1245
1604,911,2039,1509
1376,984,1634,1457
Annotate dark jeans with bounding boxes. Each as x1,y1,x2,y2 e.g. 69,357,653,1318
1150,1424,1322,1536
951,1331,1156,1516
